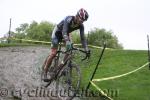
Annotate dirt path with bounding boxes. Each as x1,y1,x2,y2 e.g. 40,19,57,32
0,46,79,100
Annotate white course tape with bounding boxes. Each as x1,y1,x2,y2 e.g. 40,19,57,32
92,62,149,82
12,38,51,44
90,81,113,100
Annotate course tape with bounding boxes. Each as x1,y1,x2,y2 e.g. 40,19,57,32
90,81,113,100
5,38,111,49
92,62,149,82
12,38,51,44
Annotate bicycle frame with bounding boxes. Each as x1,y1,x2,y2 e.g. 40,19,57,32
45,43,88,87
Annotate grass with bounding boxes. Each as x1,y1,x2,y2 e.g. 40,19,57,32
74,48,150,100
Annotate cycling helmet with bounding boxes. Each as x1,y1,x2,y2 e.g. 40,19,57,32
77,8,89,21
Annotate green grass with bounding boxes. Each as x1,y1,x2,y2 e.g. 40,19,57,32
74,48,150,100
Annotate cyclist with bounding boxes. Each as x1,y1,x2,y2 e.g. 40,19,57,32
43,8,90,82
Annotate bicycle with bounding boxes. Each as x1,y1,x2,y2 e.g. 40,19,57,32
41,42,89,99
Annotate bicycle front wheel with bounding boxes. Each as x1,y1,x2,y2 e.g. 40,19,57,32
57,61,81,98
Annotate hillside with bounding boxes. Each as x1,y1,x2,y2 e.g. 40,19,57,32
78,48,150,100
0,45,149,100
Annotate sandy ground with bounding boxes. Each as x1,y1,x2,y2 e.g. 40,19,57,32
0,46,79,100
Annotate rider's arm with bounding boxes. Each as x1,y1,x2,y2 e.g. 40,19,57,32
68,33,72,43
62,16,72,42
79,24,88,51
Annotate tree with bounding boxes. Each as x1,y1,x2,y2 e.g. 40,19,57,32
26,21,55,41
88,28,123,49
15,23,29,39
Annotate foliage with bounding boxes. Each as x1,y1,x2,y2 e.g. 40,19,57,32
13,21,55,41
26,21,54,41
88,28,123,49
14,23,29,39
10,21,123,49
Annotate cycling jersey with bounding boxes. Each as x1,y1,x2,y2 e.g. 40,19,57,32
51,16,87,49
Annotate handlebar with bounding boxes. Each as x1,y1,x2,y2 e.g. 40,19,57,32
72,47,89,61
57,47,89,61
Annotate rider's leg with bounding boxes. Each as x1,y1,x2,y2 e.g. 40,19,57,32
43,26,59,81
43,48,57,82
44,48,57,73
